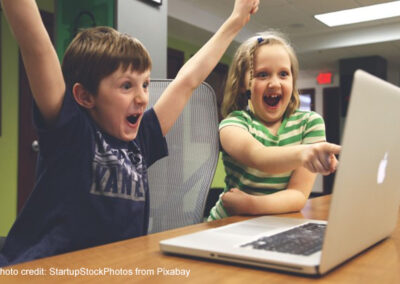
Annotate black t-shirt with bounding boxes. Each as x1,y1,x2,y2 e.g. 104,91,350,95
0,89,168,266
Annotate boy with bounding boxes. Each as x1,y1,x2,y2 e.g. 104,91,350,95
0,0,259,266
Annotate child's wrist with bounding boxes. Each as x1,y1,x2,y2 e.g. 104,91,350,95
227,13,247,31
246,194,256,215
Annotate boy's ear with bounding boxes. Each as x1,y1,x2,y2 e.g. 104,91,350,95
72,83,95,109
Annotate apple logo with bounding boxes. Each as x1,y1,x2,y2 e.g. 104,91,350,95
377,152,389,184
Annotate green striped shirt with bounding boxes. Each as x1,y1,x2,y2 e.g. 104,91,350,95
208,109,326,221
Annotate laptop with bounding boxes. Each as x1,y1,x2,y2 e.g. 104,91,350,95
159,70,400,275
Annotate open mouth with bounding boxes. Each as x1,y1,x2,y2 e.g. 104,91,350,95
263,95,282,107
126,114,140,125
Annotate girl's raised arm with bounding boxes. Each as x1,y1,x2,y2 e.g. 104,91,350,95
154,0,259,136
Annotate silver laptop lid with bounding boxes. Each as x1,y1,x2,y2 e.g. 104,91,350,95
319,70,400,274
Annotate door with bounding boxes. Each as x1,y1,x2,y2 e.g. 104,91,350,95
17,11,54,213
323,87,341,194
167,47,184,79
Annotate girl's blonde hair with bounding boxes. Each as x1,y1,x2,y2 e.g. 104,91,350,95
221,30,300,118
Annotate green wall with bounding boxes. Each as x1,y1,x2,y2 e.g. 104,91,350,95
0,12,19,237
37,0,54,12
0,0,54,236
168,35,232,68
211,153,225,188
55,0,114,62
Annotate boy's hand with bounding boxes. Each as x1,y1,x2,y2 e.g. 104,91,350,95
302,142,341,176
231,0,260,27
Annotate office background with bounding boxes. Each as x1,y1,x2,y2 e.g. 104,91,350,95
1,0,400,236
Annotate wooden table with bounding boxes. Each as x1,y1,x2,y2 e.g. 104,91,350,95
1,195,399,283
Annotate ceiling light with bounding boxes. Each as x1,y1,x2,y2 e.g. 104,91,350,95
314,1,400,27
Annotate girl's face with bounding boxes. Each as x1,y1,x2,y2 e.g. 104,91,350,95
246,44,293,128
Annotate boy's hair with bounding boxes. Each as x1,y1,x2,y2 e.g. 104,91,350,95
62,26,152,95
221,30,300,118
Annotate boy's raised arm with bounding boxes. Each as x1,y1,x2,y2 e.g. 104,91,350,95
154,0,259,136
1,0,65,125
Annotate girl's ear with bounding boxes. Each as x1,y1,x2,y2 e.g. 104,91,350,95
72,83,95,109
239,82,247,97
239,86,246,95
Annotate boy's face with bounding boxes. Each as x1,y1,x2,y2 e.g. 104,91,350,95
88,67,151,141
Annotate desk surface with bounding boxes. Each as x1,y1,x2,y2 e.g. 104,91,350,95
1,195,399,283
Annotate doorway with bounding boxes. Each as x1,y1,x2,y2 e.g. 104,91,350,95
17,11,54,213
167,47,184,79
323,87,341,194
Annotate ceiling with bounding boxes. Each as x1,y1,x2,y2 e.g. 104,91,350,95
168,0,400,75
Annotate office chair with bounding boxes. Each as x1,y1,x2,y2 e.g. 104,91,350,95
147,80,219,234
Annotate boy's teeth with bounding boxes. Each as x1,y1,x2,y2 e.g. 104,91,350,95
127,114,139,124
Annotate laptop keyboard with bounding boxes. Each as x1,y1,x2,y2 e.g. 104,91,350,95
240,223,326,256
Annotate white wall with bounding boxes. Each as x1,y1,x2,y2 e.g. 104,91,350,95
117,0,167,78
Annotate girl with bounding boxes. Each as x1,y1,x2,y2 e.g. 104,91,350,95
208,31,340,220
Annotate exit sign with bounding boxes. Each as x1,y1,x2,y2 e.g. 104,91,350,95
316,72,333,85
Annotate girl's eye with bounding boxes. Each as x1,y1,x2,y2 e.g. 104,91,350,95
256,72,268,78
143,81,150,89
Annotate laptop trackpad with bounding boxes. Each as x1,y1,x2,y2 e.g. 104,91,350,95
213,216,310,236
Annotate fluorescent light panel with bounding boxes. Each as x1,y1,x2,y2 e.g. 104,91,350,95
315,1,400,27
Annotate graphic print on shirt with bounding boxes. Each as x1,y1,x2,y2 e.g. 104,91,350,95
90,131,146,201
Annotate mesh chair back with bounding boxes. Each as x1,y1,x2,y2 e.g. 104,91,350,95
147,80,219,234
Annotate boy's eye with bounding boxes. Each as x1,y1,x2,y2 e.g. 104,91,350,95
143,81,150,89
280,71,290,77
122,82,132,90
